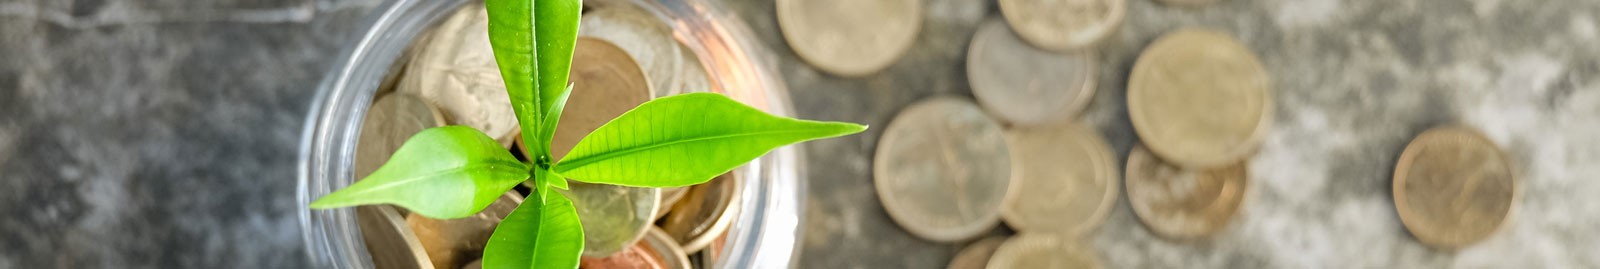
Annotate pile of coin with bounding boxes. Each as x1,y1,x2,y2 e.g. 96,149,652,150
352,2,740,268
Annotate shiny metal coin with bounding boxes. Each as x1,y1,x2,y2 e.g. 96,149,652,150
406,191,523,269
967,19,1097,126
1128,28,1272,169
1394,126,1517,249
398,4,519,146
659,173,742,253
1125,145,1246,241
356,93,445,178
654,186,688,220
948,236,1008,269
986,234,1101,269
562,181,662,257
998,0,1125,51
777,0,921,77
579,4,684,98
1000,123,1117,236
874,97,1012,242
356,205,433,269
551,37,654,160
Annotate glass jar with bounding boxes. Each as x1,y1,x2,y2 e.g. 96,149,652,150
295,0,804,267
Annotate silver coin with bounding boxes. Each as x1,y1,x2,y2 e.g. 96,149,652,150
986,234,1101,269
406,191,523,268
777,0,922,77
948,236,1008,269
874,97,1012,242
999,0,1126,51
561,181,661,257
356,206,431,269
967,19,1097,126
399,3,519,146
654,186,688,220
1000,123,1118,236
356,93,445,179
579,4,684,98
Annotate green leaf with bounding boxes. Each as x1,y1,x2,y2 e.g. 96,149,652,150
310,126,529,219
484,0,583,158
536,83,575,159
530,166,568,205
554,93,867,187
483,190,584,269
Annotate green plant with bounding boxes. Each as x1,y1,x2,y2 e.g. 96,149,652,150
308,0,865,267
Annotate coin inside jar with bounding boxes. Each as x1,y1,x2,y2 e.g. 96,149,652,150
398,3,519,146
777,0,921,77
947,236,1007,269
357,206,431,269
356,93,446,178
659,172,742,253
654,186,688,220
985,234,1101,269
579,4,683,98
967,19,1097,126
1127,28,1272,169
998,0,1125,51
1393,126,1517,249
874,97,1012,242
1000,123,1117,236
561,181,661,257
1125,145,1246,240
406,191,523,268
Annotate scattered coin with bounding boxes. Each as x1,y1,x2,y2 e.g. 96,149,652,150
1125,145,1246,240
579,4,684,98
777,0,921,77
660,173,742,253
356,93,446,178
552,37,654,160
357,206,432,269
406,191,523,269
1157,0,1222,8
947,236,1007,269
1128,28,1272,169
1393,126,1517,249
967,19,1098,126
874,97,1012,242
399,4,520,146
986,234,1101,269
998,0,1125,51
1000,123,1117,235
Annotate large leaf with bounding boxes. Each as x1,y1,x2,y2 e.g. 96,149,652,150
554,93,867,187
310,126,528,219
484,0,582,158
482,190,584,269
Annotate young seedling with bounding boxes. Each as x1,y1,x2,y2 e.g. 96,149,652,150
309,0,865,268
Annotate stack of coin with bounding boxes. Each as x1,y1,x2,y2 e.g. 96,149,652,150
776,0,922,77
1392,126,1517,249
1125,28,1271,240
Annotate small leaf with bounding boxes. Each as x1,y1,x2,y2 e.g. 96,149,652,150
538,83,575,153
555,93,867,187
530,166,568,205
310,126,529,219
483,190,584,269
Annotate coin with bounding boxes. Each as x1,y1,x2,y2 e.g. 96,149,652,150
579,4,684,98
967,19,1098,126
641,228,693,269
698,231,730,265
356,93,446,178
579,227,692,269
399,4,519,146
675,43,715,95
1393,126,1517,249
874,97,1011,242
998,0,1125,51
659,173,742,253
406,191,523,268
551,37,654,160
1157,0,1221,7
1000,123,1117,235
462,259,481,269
560,180,661,257
654,186,688,220
777,0,921,77
986,234,1101,269
356,206,431,269
948,236,1007,269
1127,28,1272,169
1125,145,1246,240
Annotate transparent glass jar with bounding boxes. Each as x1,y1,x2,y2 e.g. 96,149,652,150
295,0,804,267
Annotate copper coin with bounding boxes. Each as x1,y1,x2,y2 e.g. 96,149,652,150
874,97,1012,242
999,0,1125,51
1127,28,1272,169
659,173,742,253
1125,145,1247,240
777,0,921,76
1394,126,1517,249
1000,123,1117,236
967,19,1097,126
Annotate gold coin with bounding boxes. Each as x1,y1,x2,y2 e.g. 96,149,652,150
659,173,742,253
1000,123,1118,235
1125,145,1246,240
356,206,431,269
579,4,684,98
551,37,654,160
874,97,1012,242
985,234,1101,269
777,0,921,77
406,191,522,268
562,181,662,257
967,18,1098,126
399,4,519,146
947,236,1007,269
1127,28,1272,169
998,0,1125,51
1394,126,1517,249
356,93,445,179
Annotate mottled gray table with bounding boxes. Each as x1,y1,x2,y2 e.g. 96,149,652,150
4,0,1600,268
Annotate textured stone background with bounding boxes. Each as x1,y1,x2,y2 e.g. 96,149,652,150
3,0,1600,268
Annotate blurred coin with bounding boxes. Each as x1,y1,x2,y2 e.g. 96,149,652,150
967,19,1097,126
660,173,742,253
999,0,1125,51
356,93,446,178
1125,145,1246,240
579,4,684,98
462,259,480,269
399,4,519,146
406,191,523,268
948,236,1007,269
551,37,653,160
1394,126,1517,249
675,43,714,95
1000,123,1117,235
986,234,1101,269
698,230,730,265
357,206,433,269
641,228,693,269
1128,28,1272,169
579,227,690,269
874,97,1011,242
654,186,688,220
777,0,921,77
562,181,662,257
1157,0,1221,7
